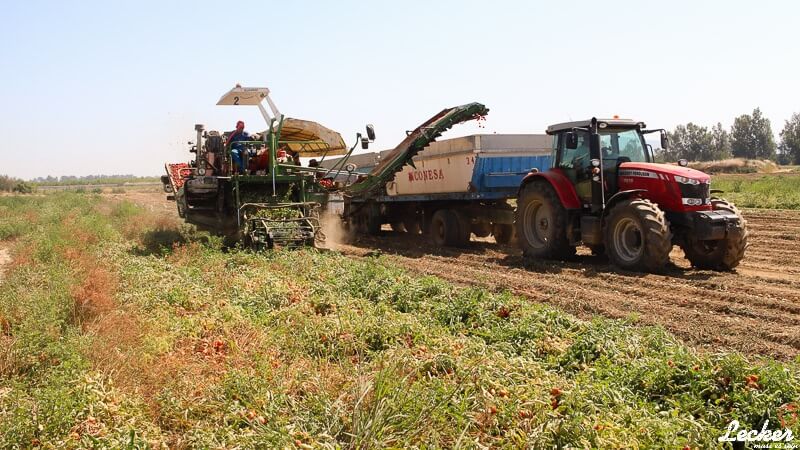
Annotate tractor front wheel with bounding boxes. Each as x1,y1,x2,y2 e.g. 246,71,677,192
681,198,748,271
605,198,672,272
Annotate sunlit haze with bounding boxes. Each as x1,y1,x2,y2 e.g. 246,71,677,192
1,0,798,179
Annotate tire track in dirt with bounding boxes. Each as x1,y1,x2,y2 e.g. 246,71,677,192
334,208,800,360
0,244,10,284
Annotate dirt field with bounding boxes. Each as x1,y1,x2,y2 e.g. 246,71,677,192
333,209,800,360
132,189,800,360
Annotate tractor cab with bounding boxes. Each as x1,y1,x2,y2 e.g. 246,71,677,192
546,118,664,209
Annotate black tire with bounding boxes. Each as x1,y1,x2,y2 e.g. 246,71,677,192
390,222,407,233
349,206,381,236
515,181,574,258
681,198,748,271
429,209,461,247
587,244,605,256
605,198,672,272
472,222,492,238
403,217,422,234
453,211,472,246
492,223,514,245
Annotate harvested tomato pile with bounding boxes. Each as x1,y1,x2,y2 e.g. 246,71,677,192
167,163,190,190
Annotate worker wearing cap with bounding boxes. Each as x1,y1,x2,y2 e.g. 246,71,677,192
227,120,250,174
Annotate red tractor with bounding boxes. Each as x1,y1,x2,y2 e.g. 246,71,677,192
516,117,747,272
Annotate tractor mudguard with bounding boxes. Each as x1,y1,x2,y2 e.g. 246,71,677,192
519,170,581,209
603,189,647,217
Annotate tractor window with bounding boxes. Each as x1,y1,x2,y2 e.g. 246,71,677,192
599,129,648,162
558,131,590,169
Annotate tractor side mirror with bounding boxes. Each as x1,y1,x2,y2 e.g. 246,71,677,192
660,130,669,150
565,132,579,150
361,137,370,150
365,124,376,141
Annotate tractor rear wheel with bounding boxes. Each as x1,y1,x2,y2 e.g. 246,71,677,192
515,182,574,258
429,209,461,247
681,198,748,271
605,198,672,272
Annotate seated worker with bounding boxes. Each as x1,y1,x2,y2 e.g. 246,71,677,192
227,120,250,174
308,159,322,179
289,149,301,166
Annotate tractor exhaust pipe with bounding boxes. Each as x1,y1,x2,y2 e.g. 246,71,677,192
195,124,205,175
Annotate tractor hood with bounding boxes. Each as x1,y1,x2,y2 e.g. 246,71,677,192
619,162,710,183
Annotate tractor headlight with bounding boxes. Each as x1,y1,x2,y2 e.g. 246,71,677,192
674,175,700,185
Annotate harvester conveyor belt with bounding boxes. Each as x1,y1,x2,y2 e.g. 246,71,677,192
343,102,489,198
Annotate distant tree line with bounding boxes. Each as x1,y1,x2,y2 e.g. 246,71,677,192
663,108,800,164
0,175,33,193
30,174,157,185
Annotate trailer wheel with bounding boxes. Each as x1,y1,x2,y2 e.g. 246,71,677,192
605,198,672,272
453,211,472,246
472,222,492,238
516,182,574,258
681,198,748,271
429,210,461,247
492,223,514,245
403,217,422,234
390,222,407,233
587,244,605,256
349,206,381,236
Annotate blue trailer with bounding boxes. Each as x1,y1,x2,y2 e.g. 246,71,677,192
337,134,553,246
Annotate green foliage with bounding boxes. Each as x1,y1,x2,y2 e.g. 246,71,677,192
0,193,798,448
30,175,161,187
712,174,800,209
667,122,731,161
779,112,800,165
12,182,33,194
0,175,20,191
731,108,777,160
662,122,731,161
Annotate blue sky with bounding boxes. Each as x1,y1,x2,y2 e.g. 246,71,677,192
1,0,798,179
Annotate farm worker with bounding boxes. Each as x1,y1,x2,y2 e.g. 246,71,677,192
227,120,250,174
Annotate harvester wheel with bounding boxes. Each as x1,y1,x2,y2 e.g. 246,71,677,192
605,198,672,272
516,182,574,258
492,223,514,245
681,198,748,271
390,222,407,233
429,209,461,247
